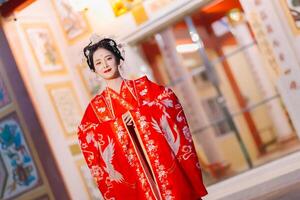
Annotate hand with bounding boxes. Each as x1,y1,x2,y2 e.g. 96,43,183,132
122,111,133,126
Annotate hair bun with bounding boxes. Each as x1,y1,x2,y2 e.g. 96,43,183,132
100,38,117,47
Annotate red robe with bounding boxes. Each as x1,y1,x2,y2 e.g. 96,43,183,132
77,75,207,200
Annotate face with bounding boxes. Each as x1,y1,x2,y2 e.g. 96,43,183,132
93,48,120,80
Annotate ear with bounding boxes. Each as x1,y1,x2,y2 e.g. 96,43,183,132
118,59,124,66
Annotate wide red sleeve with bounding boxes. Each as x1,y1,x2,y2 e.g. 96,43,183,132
77,104,114,199
143,76,208,197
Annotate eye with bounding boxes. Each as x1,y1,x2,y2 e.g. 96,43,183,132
107,57,112,60
95,61,101,65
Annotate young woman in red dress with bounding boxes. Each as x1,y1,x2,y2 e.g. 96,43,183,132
78,37,208,200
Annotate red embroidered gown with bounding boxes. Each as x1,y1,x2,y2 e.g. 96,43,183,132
77,75,208,200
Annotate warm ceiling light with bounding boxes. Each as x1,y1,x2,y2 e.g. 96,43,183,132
227,8,243,23
112,0,128,16
176,43,199,53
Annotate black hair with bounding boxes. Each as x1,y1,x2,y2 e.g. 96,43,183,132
83,38,124,72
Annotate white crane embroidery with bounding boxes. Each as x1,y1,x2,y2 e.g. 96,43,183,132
99,137,124,183
152,115,180,155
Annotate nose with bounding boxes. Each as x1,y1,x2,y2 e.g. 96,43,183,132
103,60,109,68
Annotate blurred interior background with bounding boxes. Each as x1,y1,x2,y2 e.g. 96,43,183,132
1,0,300,199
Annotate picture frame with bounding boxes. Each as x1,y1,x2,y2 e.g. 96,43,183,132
76,63,103,97
75,159,103,200
46,82,82,137
21,23,68,76
280,0,300,35
51,0,91,44
0,112,40,200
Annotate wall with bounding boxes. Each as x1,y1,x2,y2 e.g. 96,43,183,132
0,25,67,200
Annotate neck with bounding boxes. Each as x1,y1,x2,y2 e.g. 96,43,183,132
105,76,124,93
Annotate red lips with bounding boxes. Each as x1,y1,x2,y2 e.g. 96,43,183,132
104,68,112,73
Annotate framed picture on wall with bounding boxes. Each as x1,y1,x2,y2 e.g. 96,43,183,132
21,23,68,76
76,63,103,97
75,159,103,200
46,82,82,137
51,0,91,44
280,0,300,35
0,76,11,110
0,113,40,200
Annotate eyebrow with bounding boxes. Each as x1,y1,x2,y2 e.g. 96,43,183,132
94,55,112,61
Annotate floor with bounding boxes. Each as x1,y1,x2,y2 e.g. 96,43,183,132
203,138,300,200
204,138,300,186
256,183,300,200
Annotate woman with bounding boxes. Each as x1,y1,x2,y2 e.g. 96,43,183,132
78,37,208,200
